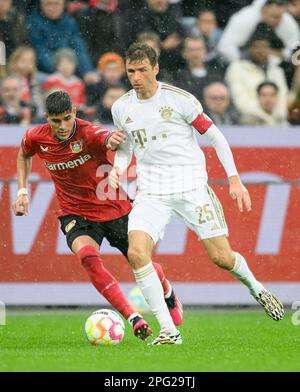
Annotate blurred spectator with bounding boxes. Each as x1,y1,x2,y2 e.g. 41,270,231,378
126,0,184,80
203,82,240,125
218,0,300,63
86,52,127,107
176,37,225,101
0,0,28,59
97,85,126,124
26,0,96,83
241,81,289,125
67,0,89,13
131,0,182,45
119,0,144,12
137,32,162,56
225,30,288,120
14,0,37,13
74,0,125,66
187,9,223,61
8,46,44,122
0,75,32,125
288,65,300,124
43,49,87,115
288,0,300,25
137,32,173,82
181,0,252,27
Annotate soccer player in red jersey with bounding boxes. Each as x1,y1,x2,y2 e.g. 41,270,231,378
12,91,182,341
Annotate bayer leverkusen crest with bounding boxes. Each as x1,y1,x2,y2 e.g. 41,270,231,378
70,140,83,153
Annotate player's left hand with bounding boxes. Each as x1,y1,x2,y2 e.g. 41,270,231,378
106,131,126,151
229,176,252,212
109,167,121,189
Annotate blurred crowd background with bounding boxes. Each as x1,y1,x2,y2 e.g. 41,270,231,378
1,0,300,127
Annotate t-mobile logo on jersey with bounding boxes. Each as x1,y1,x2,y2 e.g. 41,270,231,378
0,41,6,66
0,302,6,326
45,154,92,171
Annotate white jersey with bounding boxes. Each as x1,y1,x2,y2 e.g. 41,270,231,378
112,82,208,195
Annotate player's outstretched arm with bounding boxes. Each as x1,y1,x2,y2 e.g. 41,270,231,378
106,131,126,151
11,148,32,216
202,122,251,212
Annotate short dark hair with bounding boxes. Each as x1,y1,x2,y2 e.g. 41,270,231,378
125,43,158,67
257,81,279,94
45,91,72,115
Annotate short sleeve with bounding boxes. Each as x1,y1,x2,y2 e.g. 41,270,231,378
87,124,112,149
21,129,36,157
111,101,122,130
180,94,204,124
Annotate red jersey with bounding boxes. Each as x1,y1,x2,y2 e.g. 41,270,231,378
21,118,131,221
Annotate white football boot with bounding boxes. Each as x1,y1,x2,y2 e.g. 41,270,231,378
148,330,182,346
255,288,284,321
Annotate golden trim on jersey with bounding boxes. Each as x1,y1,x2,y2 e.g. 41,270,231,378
123,90,134,98
207,186,227,229
161,84,191,98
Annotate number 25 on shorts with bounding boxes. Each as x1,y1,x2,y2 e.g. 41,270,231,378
196,204,215,224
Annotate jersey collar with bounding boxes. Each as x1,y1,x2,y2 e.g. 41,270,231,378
56,120,77,143
134,82,162,103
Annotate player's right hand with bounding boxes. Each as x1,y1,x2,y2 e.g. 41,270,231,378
12,195,29,216
109,167,121,189
107,131,126,151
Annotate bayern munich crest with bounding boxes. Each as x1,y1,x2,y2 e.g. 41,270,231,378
70,140,83,153
159,106,173,120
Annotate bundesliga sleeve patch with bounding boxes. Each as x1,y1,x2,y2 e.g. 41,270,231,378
191,114,213,134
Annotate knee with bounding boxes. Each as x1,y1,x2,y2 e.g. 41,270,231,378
127,246,150,269
210,249,235,270
77,245,101,270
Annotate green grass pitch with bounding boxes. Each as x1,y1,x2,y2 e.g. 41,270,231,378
0,309,299,372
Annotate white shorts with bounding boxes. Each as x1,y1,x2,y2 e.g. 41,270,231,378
128,186,228,244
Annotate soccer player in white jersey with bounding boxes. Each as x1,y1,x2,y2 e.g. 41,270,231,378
109,43,284,346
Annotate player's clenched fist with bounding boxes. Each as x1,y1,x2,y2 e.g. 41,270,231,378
109,167,121,189
12,195,29,216
106,131,126,151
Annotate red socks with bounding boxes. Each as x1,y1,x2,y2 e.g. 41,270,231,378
77,245,133,319
77,245,171,317
153,262,171,297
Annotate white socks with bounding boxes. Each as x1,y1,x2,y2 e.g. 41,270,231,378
133,262,177,333
230,252,264,297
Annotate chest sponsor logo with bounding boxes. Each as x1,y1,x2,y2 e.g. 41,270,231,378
70,140,83,153
45,154,92,171
159,106,173,120
131,129,147,149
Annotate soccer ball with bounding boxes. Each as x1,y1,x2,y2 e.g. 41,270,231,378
84,309,125,346
127,286,150,314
